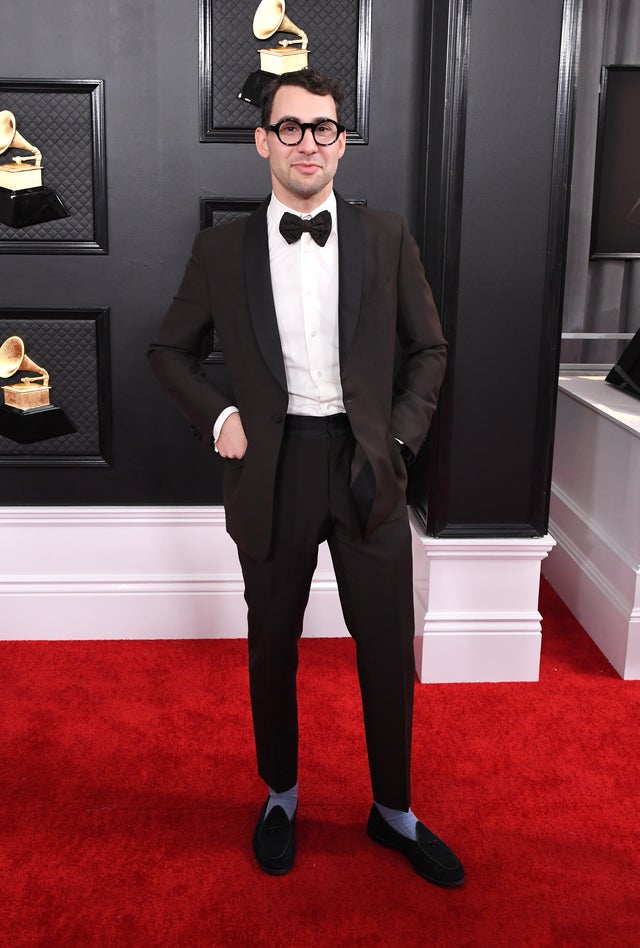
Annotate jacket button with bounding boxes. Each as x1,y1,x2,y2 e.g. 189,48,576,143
272,412,283,424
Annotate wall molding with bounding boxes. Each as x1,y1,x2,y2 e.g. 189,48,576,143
546,492,640,678
1,506,554,683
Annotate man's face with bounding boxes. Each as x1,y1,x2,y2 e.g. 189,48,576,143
255,85,346,211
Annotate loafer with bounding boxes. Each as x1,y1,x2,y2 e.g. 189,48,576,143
367,804,464,887
252,798,296,875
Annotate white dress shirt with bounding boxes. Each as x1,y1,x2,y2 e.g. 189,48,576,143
214,191,344,443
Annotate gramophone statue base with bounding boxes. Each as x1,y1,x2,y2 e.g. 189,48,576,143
258,46,308,74
0,185,70,229
3,381,51,410
0,403,75,444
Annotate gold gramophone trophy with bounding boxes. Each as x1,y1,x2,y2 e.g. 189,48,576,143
239,0,310,106
0,110,69,228
0,336,74,443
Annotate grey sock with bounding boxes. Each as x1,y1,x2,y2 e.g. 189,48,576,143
375,801,419,840
265,781,298,820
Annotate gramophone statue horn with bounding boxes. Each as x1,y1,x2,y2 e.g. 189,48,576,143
253,0,308,49
0,110,42,166
0,336,51,409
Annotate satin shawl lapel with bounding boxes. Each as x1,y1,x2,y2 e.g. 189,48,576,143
244,197,287,393
336,193,364,361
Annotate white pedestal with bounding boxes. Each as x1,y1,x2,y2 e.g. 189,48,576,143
543,375,640,679
411,515,555,682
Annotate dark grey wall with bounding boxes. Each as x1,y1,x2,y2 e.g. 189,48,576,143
1,2,217,502
0,0,428,505
1,0,572,542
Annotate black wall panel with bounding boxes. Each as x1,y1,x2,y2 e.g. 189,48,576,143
448,0,563,532
412,0,570,537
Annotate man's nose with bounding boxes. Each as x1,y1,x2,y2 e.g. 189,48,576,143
297,126,318,151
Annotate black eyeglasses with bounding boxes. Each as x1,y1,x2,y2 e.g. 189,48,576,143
264,118,345,146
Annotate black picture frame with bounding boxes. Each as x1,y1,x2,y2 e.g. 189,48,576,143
0,307,112,466
199,0,371,144
590,66,640,259
0,78,107,254
199,195,263,230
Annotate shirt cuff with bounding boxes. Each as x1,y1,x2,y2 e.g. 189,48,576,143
213,406,240,452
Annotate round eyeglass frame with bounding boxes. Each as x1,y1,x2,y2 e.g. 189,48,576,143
264,119,346,146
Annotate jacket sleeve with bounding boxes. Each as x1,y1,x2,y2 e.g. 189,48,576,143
147,231,232,441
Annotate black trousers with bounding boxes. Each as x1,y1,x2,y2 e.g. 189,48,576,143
238,414,415,810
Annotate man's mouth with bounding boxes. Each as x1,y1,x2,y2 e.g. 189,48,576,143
292,161,322,172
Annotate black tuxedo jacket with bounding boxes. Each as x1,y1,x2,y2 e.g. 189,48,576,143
148,194,447,560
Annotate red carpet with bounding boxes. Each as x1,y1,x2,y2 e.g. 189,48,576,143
2,579,639,947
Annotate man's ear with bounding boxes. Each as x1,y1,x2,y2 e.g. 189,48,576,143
255,126,270,159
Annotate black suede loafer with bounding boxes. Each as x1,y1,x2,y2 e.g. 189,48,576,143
252,798,296,875
367,804,465,888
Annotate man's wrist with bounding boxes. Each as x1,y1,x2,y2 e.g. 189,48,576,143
212,406,240,452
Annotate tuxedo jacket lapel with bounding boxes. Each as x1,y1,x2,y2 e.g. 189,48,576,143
244,197,288,394
336,194,364,361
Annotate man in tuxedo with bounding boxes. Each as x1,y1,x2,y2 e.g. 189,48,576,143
148,69,463,887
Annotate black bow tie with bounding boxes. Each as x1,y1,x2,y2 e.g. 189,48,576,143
279,210,332,247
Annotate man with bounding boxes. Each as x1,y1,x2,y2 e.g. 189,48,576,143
148,69,463,887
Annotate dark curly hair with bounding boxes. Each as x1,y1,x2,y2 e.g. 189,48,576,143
259,69,344,128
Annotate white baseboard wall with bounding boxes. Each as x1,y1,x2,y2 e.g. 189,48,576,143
0,507,348,641
0,506,553,682
544,486,640,679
